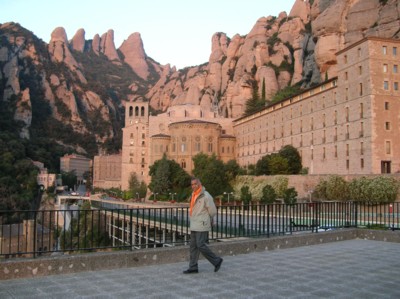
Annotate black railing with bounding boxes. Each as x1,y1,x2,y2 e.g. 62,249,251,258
0,202,399,258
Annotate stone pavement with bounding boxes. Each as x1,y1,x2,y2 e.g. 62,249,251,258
1,239,400,299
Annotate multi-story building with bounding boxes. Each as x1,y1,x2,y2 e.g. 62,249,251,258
92,154,122,189
60,154,92,182
234,36,400,175
119,102,235,190
93,37,400,191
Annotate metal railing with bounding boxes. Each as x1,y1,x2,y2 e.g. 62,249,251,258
0,202,399,258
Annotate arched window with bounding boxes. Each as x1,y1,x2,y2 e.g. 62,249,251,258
135,106,139,116
129,106,133,117
141,106,145,116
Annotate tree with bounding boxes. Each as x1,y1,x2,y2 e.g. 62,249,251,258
192,153,229,197
224,159,244,182
283,187,298,204
261,184,276,204
325,175,349,201
149,155,171,194
149,154,191,199
261,78,266,101
278,145,302,174
365,176,398,204
128,172,147,199
268,153,289,175
240,185,252,205
61,170,77,191
255,155,270,176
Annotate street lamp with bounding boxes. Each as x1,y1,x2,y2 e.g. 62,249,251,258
169,192,177,201
136,192,139,201
223,192,233,204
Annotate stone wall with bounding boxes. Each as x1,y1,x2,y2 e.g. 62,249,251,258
1,229,399,280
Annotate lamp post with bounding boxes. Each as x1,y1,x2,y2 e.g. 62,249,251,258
169,192,177,201
154,193,158,201
136,192,139,201
223,192,233,204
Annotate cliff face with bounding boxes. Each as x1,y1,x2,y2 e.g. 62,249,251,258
0,0,399,157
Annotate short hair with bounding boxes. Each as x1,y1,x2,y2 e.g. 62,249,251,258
191,177,201,184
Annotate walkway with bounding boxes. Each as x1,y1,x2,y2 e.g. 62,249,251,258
1,239,399,298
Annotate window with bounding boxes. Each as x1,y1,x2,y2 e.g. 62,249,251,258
393,47,397,56
383,64,388,73
394,82,399,91
385,101,390,110
346,144,349,156
394,65,398,73
360,103,364,118
381,161,391,174
208,142,213,152
346,107,349,122
361,158,364,169
383,46,387,55
384,81,389,90
359,66,362,75
385,122,391,130
195,142,201,152
359,83,363,96
346,160,350,170
345,72,348,80
181,160,186,169
181,143,186,152
386,141,391,154
360,122,364,137
360,142,364,155
334,145,338,158
172,143,176,152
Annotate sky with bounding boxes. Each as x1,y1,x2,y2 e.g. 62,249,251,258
1,0,295,69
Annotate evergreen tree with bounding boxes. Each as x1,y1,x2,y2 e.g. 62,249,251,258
278,145,302,174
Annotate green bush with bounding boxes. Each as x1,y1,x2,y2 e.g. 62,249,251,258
283,187,297,205
261,184,277,204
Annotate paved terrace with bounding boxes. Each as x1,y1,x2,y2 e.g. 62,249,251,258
1,229,400,298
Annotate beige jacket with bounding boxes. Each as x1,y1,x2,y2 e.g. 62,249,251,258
189,187,217,232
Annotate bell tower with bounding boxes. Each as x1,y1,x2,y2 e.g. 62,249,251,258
121,100,150,190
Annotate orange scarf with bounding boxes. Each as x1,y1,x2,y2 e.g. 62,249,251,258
189,187,201,216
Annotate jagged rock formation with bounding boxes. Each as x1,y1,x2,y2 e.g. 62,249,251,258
1,0,399,157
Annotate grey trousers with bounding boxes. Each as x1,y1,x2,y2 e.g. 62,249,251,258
189,231,221,270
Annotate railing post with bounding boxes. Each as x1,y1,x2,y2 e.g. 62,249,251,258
354,202,358,228
129,209,133,250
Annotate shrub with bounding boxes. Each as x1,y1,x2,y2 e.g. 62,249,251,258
271,176,288,199
365,176,398,204
283,187,298,205
261,184,277,204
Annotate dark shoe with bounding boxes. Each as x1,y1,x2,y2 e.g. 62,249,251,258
214,258,223,272
183,269,198,274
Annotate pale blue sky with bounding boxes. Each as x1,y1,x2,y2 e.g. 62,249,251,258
1,0,295,69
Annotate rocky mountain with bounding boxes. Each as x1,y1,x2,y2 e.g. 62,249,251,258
1,0,399,166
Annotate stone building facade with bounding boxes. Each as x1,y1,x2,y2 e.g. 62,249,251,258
60,154,92,182
92,154,122,189
118,103,235,190
234,37,400,175
93,37,400,191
